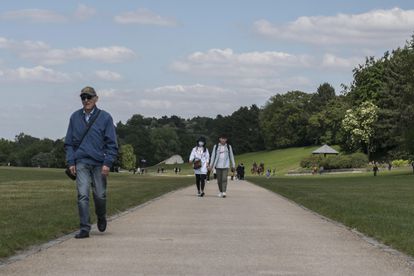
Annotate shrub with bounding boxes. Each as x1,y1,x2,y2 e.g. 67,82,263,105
391,159,410,167
300,155,322,168
300,153,368,170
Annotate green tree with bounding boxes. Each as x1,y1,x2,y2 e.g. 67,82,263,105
341,101,379,159
260,91,312,149
150,127,180,162
119,144,136,170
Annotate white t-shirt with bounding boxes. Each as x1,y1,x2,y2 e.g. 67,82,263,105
189,147,210,174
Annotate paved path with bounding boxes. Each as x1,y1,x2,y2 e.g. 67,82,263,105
1,180,414,276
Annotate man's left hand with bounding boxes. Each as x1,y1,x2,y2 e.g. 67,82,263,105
102,165,110,176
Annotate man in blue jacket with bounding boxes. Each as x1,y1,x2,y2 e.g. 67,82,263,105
65,86,118,239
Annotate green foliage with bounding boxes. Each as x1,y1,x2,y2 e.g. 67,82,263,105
300,153,368,169
391,159,410,168
119,144,136,170
31,152,55,168
341,101,379,158
260,91,312,149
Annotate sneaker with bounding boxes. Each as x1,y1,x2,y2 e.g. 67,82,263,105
197,192,201,197
218,192,223,198
222,192,227,198
200,192,205,197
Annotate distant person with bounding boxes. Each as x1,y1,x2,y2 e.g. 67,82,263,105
373,163,379,176
239,163,245,180
210,134,235,198
388,162,392,171
64,86,118,239
266,169,271,179
236,164,242,179
319,166,324,175
189,136,210,197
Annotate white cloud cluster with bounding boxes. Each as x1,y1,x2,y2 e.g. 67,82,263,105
321,54,363,69
0,66,70,83
99,84,272,119
95,70,123,81
171,48,313,78
114,8,177,26
0,4,96,23
253,7,414,45
0,9,67,22
0,37,136,65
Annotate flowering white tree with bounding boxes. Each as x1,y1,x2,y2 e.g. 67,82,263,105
342,101,379,159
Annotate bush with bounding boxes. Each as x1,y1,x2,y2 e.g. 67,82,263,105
300,153,368,170
391,159,410,167
300,155,322,168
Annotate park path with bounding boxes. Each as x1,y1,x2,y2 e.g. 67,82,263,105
1,180,414,276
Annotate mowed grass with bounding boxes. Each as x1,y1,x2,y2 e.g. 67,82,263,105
0,167,193,259
237,146,320,175
249,171,414,256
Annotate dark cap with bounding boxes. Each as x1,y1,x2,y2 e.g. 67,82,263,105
80,86,97,96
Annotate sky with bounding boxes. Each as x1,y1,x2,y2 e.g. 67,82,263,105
0,0,414,140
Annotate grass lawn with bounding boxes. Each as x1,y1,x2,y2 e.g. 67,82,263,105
146,145,327,176
0,166,194,259
237,146,321,175
249,170,414,257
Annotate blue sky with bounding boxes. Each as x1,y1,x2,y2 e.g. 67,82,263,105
0,0,414,139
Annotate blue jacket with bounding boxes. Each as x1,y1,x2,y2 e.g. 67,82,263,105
64,107,118,167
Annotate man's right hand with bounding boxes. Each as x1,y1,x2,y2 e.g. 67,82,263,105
69,165,76,176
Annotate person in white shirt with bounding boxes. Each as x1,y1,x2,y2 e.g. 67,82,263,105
189,137,210,197
209,134,235,198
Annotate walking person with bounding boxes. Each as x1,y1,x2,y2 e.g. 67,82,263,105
189,137,210,197
210,134,235,198
64,86,118,239
373,163,379,176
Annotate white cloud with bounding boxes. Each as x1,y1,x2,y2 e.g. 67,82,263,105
95,70,123,81
0,4,96,23
0,66,71,83
253,7,414,46
321,54,364,70
0,37,136,65
98,84,272,119
114,8,177,26
0,9,67,22
74,4,96,21
171,48,313,78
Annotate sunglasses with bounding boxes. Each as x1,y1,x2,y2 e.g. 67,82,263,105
80,94,95,101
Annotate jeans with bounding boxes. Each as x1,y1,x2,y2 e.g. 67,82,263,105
76,162,107,232
216,168,229,193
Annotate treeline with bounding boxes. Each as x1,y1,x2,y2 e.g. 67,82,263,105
2,35,414,168
0,133,66,168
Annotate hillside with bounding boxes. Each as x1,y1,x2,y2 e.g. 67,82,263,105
236,146,321,175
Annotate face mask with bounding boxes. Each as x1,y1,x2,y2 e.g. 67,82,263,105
198,141,205,146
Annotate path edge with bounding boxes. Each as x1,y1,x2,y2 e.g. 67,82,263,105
245,179,414,269
0,185,191,268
